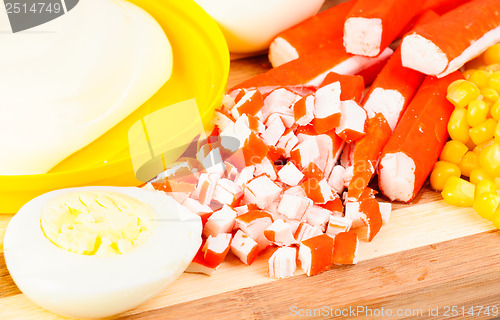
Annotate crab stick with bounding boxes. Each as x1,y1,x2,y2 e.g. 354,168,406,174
269,0,356,67
231,230,260,265
202,233,232,269
277,161,304,186
336,100,367,143
233,40,393,91
401,0,500,77
343,0,425,57
326,216,353,237
298,234,334,276
332,232,359,265
244,174,282,209
181,198,213,225
269,247,297,279
264,219,298,246
277,194,312,220
319,72,365,103
294,222,323,242
235,210,274,250
203,205,237,237
185,242,217,276
303,205,331,232
378,72,463,202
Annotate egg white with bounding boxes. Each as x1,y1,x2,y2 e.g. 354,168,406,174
3,186,202,319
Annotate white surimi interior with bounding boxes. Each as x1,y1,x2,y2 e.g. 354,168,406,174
363,88,405,131
343,17,383,57
401,34,449,75
269,37,300,67
379,152,416,202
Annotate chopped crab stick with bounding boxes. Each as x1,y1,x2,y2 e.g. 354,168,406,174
343,0,425,57
346,113,392,200
401,0,500,77
277,194,312,220
293,95,315,126
203,205,237,237
319,72,365,103
202,233,232,269
231,230,260,265
336,100,367,143
332,232,359,265
232,41,393,90
269,247,297,279
264,219,298,246
312,82,342,134
268,0,356,67
235,210,274,251
185,244,217,276
277,162,304,186
298,234,334,276
230,90,264,119
303,205,331,232
212,178,243,206
244,174,282,209
295,222,323,242
181,198,213,225
361,197,383,241
326,216,353,237
379,72,463,202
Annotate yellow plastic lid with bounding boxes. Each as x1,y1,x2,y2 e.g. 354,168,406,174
0,0,229,213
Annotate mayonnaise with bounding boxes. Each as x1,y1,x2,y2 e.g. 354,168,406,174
0,0,173,174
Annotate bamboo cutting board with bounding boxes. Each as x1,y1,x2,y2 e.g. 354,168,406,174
3,5,500,319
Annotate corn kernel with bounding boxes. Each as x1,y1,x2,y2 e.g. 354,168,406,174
469,119,497,145
446,80,480,108
462,69,475,80
485,64,500,73
479,143,500,178
481,87,499,102
458,151,480,177
468,70,491,88
495,121,500,143
488,71,500,93
441,176,475,207
430,161,461,191
475,179,497,199
491,100,500,121
473,192,500,221
467,100,489,127
448,109,470,143
439,140,468,164
473,138,495,154
483,43,500,65
470,168,493,185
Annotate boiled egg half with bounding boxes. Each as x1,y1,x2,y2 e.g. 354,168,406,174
3,186,202,319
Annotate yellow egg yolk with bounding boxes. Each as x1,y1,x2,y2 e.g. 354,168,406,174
40,191,153,256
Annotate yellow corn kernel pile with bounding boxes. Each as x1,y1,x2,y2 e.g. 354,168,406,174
431,43,500,227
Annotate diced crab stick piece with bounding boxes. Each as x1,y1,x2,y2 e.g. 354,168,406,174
298,234,334,276
296,132,344,177
224,161,239,181
269,247,298,279
326,216,353,237
203,205,237,237
231,230,260,265
261,116,286,146
301,178,335,204
328,165,347,194
264,219,298,246
363,11,438,130
230,90,264,119
234,166,256,189
301,162,325,181
344,200,366,229
219,119,251,154
213,178,243,206
181,198,213,225
379,72,462,202
284,185,308,198
293,95,315,126
278,161,304,186
185,243,217,276
266,104,296,128
247,114,266,134
150,180,196,195
290,135,320,170
343,0,425,57
242,133,270,166
277,194,313,221
244,174,282,209
378,202,392,225
261,88,298,120
319,72,365,103
276,130,299,158
192,173,219,206
346,113,392,200
332,232,359,265
361,197,383,242
294,222,323,242
312,82,342,134
235,210,274,251
268,0,356,67
401,0,500,77
202,233,232,269
304,205,331,232
213,110,235,132
221,93,237,113
253,156,277,181
321,197,344,216
336,100,367,143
